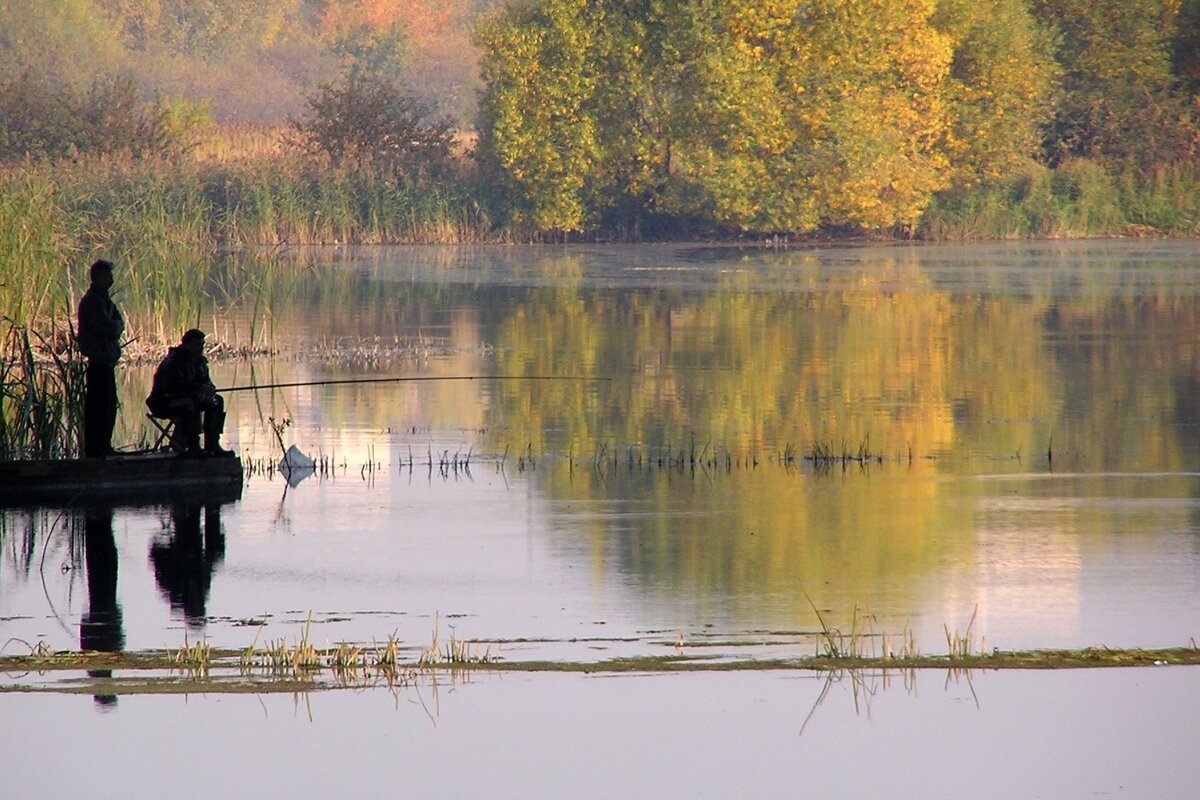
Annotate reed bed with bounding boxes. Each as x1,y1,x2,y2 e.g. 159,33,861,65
231,615,487,686
7,629,1197,696
920,159,1200,239
171,633,213,678
0,140,494,359
0,319,83,459
418,614,494,667
236,435,912,489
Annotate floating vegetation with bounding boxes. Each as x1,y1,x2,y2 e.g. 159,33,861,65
3,621,1198,697
418,614,494,668
171,633,212,678
233,433,919,490
807,436,885,467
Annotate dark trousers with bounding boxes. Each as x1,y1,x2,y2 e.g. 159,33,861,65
83,361,118,457
172,394,227,453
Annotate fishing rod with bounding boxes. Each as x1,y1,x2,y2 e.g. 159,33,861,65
216,375,610,393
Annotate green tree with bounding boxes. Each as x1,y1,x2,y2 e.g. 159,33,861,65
659,0,812,232
476,0,967,235
1031,0,1200,174
475,0,601,231
290,73,453,171
934,0,1060,186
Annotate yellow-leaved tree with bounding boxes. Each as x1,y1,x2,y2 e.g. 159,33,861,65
780,0,955,230
475,0,601,232
475,0,1066,235
934,0,1060,186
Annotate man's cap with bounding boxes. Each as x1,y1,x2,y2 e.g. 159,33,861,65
182,328,206,344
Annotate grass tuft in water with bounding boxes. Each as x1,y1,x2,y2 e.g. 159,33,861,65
418,613,494,667
171,632,212,677
945,606,981,659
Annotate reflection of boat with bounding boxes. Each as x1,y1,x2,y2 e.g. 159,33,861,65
0,453,243,506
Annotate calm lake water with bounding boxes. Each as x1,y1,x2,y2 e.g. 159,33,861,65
3,240,1199,797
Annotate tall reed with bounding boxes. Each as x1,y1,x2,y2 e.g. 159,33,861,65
919,158,1200,239
0,319,83,459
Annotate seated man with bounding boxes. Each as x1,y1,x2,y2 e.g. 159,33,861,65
146,329,232,456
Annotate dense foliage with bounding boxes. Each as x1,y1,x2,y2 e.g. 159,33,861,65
477,0,1199,236
0,71,206,162
290,74,454,172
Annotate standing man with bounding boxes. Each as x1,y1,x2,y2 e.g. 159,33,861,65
76,259,125,458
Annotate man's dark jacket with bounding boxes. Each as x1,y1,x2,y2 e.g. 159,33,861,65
146,346,215,417
76,285,124,366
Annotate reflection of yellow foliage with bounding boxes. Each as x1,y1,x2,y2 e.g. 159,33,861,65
94,245,1200,633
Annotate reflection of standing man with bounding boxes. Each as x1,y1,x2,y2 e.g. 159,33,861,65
77,259,125,458
82,505,124,708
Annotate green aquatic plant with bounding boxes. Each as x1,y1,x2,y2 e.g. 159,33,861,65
418,614,494,667
171,633,212,677
806,594,870,660
0,319,84,459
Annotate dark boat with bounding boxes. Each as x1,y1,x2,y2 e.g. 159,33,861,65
0,451,243,506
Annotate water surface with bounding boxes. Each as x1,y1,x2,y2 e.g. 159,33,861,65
3,241,1199,794
2,668,1197,799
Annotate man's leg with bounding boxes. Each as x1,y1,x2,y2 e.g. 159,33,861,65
100,365,118,454
202,395,231,455
83,361,116,457
174,409,203,454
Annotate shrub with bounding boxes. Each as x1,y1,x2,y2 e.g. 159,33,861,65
0,71,201,163
289,73,453,176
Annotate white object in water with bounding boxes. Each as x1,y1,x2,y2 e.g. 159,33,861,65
279,444,315,471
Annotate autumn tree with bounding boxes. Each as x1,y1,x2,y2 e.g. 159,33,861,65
658,0,811,232
290,73,453,172
1031,0,1200,174
0,0,126,86
0,72,190,162
475,0,602,231
781,0,955,230
934,0,1060,186
476,0,972,234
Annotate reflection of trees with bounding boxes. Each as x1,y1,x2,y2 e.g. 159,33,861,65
470,254,1200,619
100,245,1200,622
1046,297,1200,471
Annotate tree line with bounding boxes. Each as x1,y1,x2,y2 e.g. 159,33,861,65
1,0,1198,239
0,0,484,123
475,0,1200,235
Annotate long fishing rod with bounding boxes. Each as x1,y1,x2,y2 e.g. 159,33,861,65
216,375,609,393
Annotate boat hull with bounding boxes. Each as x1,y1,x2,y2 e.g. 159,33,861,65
0,453,244,506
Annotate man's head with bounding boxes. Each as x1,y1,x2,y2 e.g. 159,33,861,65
181,328,206,356
89,259,114,288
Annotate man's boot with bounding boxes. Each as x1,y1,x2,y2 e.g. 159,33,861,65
204,406,232,456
